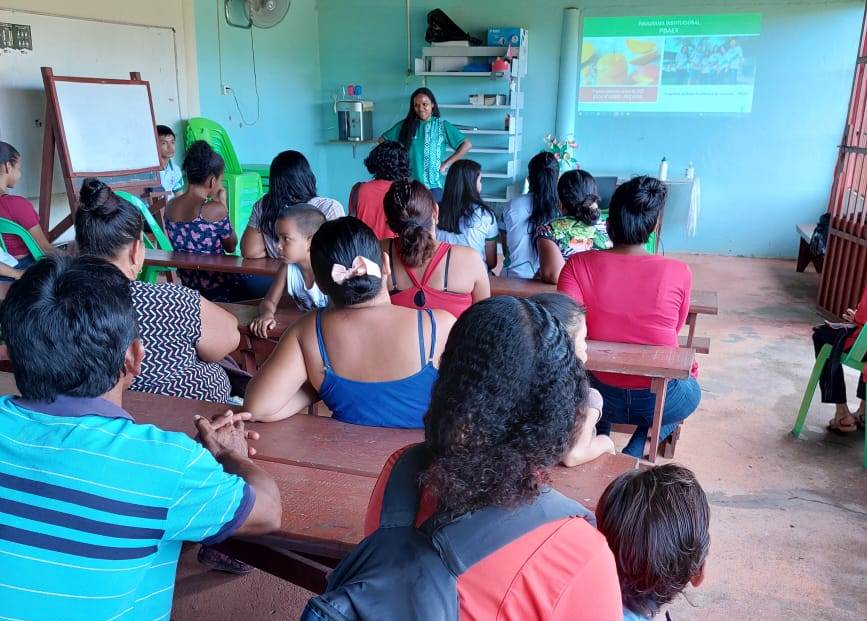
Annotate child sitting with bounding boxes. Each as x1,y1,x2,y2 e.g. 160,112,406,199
533,292,615,465
596,464,710,620
165,140,249,302
156,125,183,198
250,204,328,337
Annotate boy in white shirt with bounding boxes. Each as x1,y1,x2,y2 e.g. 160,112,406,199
157,125,183,199
250,204,328,337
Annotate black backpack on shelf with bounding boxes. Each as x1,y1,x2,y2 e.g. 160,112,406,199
425,9,482,45
299,443,594,621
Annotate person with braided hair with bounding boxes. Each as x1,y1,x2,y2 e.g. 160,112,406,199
360,296,623,620
383,179,489,318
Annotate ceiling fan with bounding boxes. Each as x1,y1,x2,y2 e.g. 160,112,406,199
225,0,290,29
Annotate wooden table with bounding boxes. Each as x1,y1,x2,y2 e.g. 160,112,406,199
586,340,695,462
0,372,639,593
143,249,282,277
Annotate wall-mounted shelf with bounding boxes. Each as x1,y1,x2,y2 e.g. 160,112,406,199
327,139,378,158
415,71,506,78
421,46,516,58
416,32,529,211
439,104,516,110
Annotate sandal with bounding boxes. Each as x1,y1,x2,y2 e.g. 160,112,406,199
197,545,253,575
827,414,858,435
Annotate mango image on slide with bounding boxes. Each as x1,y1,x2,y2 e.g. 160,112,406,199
580,37,662,86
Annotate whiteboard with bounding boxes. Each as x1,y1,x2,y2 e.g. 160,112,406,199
54,80,160,175
0,9,180,197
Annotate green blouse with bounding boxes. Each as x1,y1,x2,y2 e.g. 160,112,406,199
382,117,466,190
535,216,612,260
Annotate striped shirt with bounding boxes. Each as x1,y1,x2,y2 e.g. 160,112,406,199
0,394,254,621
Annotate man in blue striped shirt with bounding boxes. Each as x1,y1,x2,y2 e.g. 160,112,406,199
0,255,281,621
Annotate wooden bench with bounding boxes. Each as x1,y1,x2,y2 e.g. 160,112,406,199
0,371,640,594
586,340,695,462
796,223,823,273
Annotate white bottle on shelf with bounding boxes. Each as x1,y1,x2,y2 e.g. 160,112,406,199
685,162,695,180
658,157,668,181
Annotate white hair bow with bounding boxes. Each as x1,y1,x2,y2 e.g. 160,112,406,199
331,256,382,285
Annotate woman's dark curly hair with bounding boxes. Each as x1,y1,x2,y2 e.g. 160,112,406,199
422,296,590,515
558,169,600,225
364,141,409,181
383,179,437,267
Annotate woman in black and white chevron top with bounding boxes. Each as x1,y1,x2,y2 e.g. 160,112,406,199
74,178,240,403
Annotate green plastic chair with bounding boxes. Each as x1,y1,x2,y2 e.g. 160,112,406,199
0,217,45,260
184,118,266,249
116,191,174,284
793,321,867,468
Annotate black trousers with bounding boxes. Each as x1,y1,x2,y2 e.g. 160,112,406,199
812,324,866,404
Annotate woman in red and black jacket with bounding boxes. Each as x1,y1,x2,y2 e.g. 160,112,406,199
364,296,623,620
814,285,867,433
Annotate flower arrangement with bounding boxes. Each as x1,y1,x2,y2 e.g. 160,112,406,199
544,134,579,171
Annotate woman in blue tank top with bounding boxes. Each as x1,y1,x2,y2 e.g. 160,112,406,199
244,217,456,428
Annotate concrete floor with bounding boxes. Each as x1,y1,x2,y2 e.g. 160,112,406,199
171,254,867,620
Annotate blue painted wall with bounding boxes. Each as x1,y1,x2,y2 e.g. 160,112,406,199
194,0,328,190
314,0,862,257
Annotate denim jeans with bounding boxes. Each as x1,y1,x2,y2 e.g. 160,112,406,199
593,375,701,458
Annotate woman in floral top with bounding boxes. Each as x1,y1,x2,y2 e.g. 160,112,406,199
536,169,611,283
165,141,252,301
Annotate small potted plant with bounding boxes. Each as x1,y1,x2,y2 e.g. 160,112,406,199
544,134,579,171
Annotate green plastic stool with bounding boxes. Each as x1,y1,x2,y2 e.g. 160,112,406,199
116,191,175,284
0,217,45,260
184,118,266,252
793,323,867,468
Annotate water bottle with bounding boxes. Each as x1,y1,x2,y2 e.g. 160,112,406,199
658,157,668,181
686,162,695,180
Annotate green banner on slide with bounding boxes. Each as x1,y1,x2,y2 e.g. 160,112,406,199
584,13,762,37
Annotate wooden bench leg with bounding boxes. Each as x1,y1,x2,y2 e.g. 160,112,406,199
646,378,668,464
797,238,811,272
685,313,697,348
661,423,681,458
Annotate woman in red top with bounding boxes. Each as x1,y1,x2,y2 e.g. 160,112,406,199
0,142,54,265
558,176,701,457
349,140,407,240
812,285,866,433
382,179,489,317
364,297,623,620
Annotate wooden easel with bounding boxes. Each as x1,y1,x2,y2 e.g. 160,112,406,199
37,67,164,241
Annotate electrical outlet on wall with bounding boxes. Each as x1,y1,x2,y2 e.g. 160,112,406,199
221,84,232,96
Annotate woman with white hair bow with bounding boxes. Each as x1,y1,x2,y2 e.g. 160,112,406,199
244,216,456,428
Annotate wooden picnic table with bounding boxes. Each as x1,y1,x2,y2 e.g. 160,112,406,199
0,371,640,592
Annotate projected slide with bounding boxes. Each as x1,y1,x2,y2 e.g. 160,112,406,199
579,13,761,113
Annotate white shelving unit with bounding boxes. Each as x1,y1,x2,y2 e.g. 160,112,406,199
416,34,528,207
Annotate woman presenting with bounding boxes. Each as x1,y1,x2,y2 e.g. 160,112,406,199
380,87,472,202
